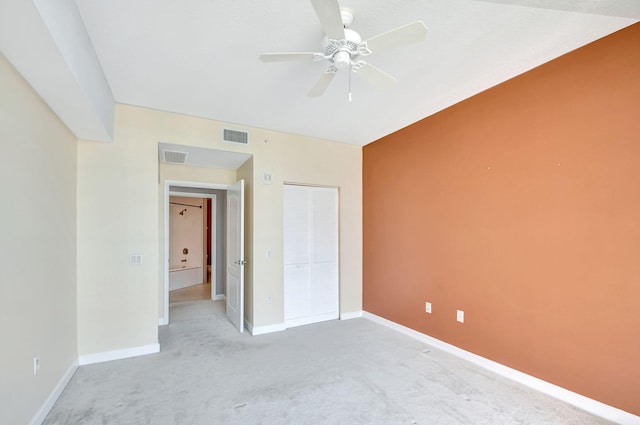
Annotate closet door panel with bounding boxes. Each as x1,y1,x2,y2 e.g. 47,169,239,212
311,189,338,263
310,261,339,320
284,263,311,325
283,187,310,265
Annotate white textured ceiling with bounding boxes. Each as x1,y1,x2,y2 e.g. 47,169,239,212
4,0,639,146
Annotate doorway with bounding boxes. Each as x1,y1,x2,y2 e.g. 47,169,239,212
168,195,215,303
161,180,245,332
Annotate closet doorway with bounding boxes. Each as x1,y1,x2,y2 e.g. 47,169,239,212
283,184,339,328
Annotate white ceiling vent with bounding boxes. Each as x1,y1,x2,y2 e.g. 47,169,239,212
222,128,249,145
162,150,188,164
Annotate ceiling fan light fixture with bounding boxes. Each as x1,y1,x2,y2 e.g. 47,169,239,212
333,51,351,69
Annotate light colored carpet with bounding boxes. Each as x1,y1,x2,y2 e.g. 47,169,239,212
44,301,614,425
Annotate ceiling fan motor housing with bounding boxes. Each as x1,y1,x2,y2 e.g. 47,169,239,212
322,28,363,68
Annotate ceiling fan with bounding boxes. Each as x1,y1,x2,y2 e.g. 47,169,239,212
258,0,428,98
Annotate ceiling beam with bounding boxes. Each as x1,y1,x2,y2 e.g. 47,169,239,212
0,0,115,142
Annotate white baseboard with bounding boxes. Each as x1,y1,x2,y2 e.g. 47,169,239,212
29,359,78,425
246,320,286,336
78,343,160,366
363,311,639,425
212,294,226,301
284,316,312,328
340,310,363,320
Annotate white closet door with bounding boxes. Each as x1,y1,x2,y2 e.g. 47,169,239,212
310,188,339,321
284,186,312,327
284,185,338,328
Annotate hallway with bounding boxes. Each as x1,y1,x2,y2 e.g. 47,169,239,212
169,282,211,305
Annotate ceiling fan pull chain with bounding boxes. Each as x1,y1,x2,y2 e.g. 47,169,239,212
348,62,353,102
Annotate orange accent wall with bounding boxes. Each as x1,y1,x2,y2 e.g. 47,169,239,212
363,23,640,415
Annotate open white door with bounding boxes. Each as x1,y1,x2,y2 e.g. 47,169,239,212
226,179,244,332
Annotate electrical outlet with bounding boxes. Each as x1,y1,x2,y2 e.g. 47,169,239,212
457,310,464,323
33,355,40,375
425,302,432,314
267,295,273,304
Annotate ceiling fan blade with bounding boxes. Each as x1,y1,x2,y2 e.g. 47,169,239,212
353,62,396,90
308,71,336,97
310,0,345,40
364,21,428,53
259,52,320,63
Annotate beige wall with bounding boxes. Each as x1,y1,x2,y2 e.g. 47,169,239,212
77,109,160,355
252,134,363,326
0,54,77,424
77,103,362,356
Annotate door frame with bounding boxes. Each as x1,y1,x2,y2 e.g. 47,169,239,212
161,180,230,326
202,194,220,301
